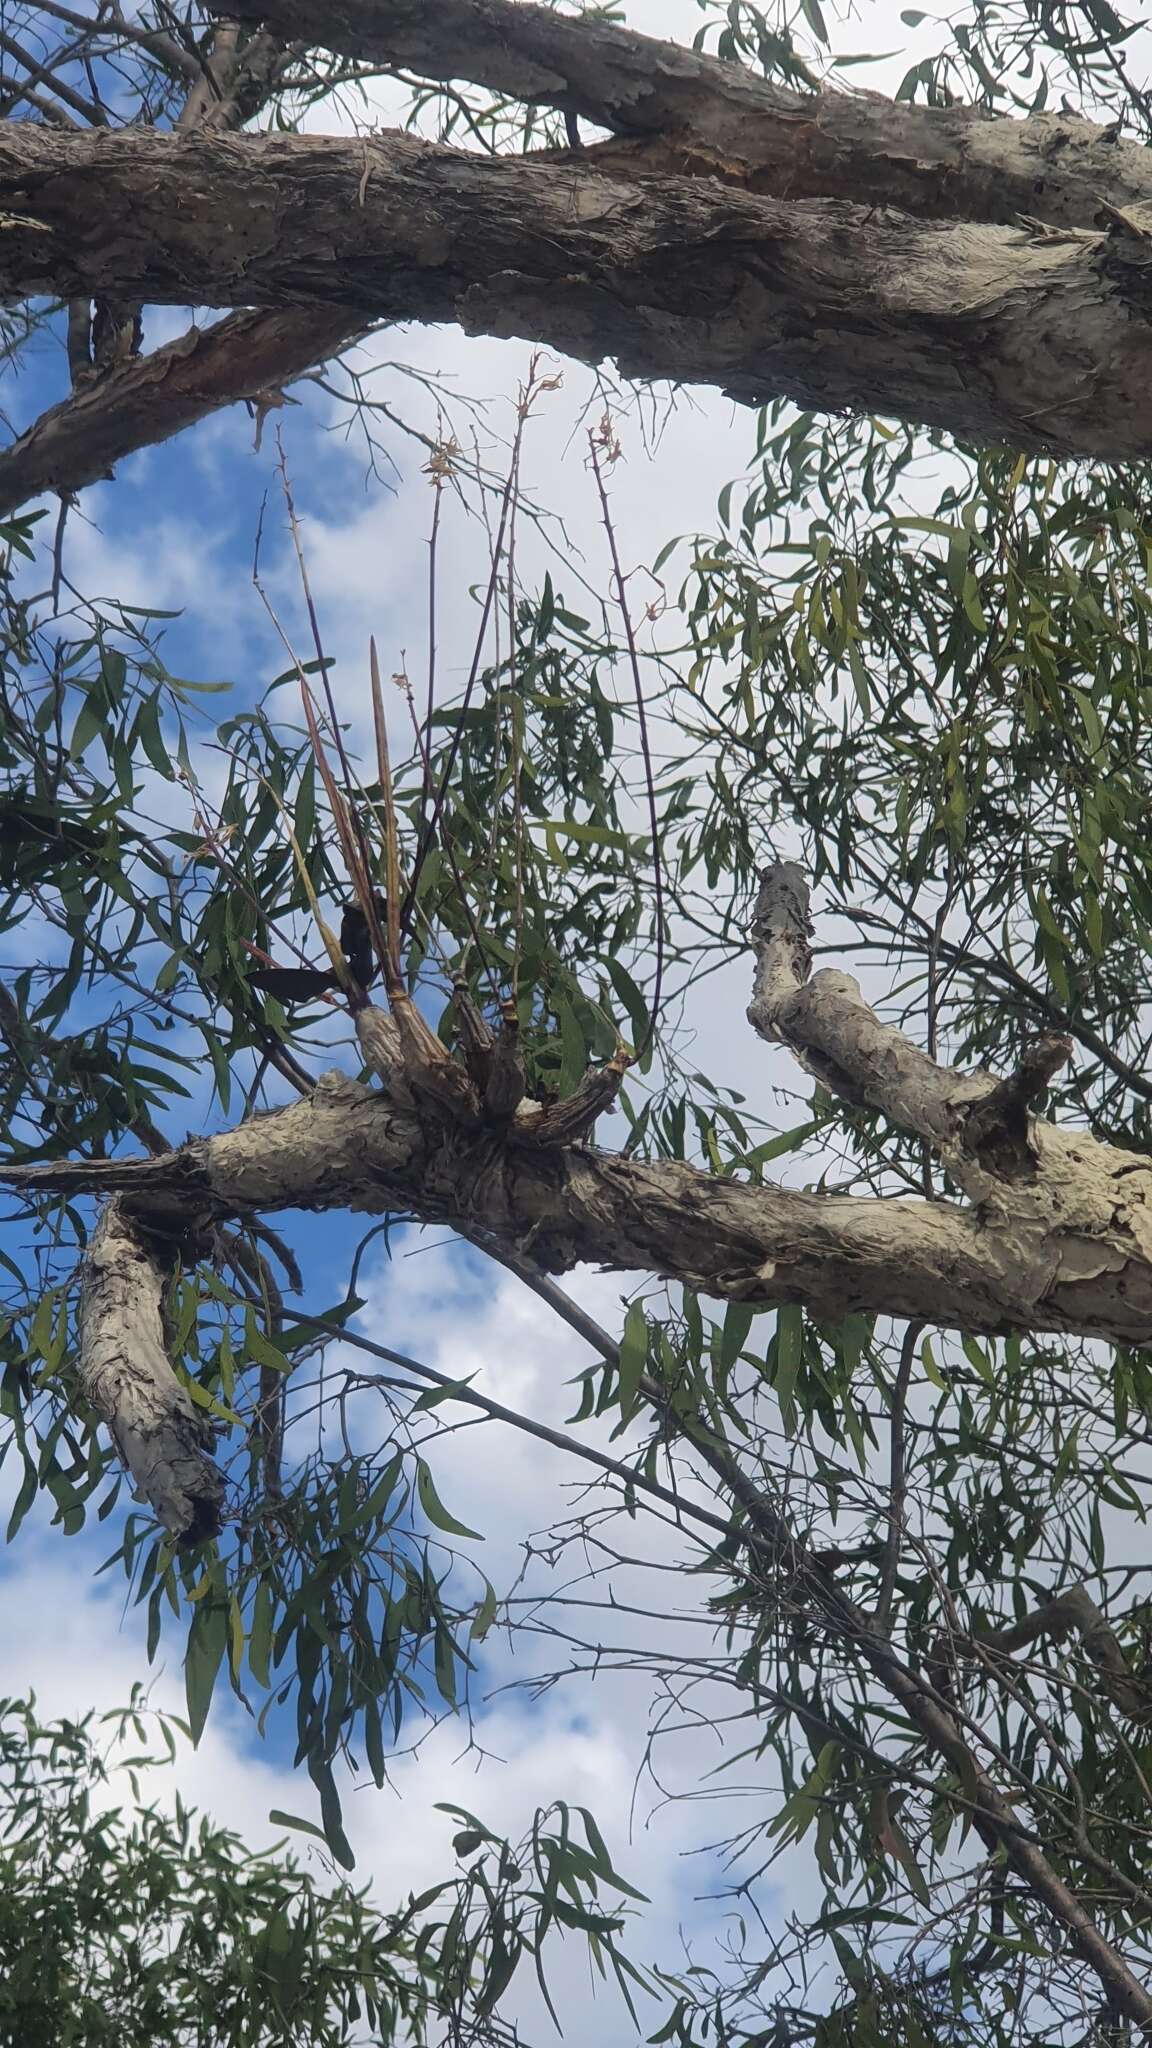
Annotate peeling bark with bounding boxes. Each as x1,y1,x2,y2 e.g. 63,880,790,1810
0,304,370,515
1,123,1152,460
12,862,1152,1537
220,0,1152,232
11,0,1152,499
11,950,1152,1351
19,865,1152,2019
76,1201,223,1543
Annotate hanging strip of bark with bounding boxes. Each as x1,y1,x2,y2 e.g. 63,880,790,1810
1,124,1151,459
76,1201,224,1543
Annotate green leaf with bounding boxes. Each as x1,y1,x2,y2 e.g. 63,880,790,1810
248,1579,274,1689
308,1752,355,1869
267,1807,328,1845
775,1305,803,1437
617,1299,648,1422
415,1458,483,1541
470,1577,499,1643
184,1597,229,1745
720,1301,754,1372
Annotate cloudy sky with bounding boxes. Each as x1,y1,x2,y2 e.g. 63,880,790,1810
0,0,1051,2038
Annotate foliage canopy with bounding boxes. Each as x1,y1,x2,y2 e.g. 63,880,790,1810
4,1,1152,2044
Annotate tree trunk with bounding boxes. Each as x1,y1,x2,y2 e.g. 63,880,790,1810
219,0,1152,232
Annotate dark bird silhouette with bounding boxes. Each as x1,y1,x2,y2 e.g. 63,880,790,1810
247,902,378,1002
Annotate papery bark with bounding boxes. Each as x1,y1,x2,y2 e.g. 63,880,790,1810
11,989,1152,1347
76,1201,223,1542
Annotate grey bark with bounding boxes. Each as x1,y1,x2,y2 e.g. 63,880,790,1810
17,863,1152,2026
0,304,370,515
0,8,347,511
2,122,1152,461
219,0,1152,232
9,0,1152,509
76,1201,223,1543
10,865,1152,1352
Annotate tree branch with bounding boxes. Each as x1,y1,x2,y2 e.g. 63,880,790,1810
76,1200,223,1543
217,0,1152,233
5,1005,1152,1345
0,303,372,515
1,124,1151,459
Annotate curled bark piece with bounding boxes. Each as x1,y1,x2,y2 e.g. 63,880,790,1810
482,1002,526,1122
77,1200,223,1545
388,988,481,1120
452,982,497,1094
522,1051,628,1147
979,1585,1152,1724
355,1001,405,1088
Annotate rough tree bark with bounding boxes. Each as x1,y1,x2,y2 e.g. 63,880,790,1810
218,0,1152,231
0,8,368,514
10,861,1152,2027
2,120,1152,464
5,0,1152,509
0,306,369,516
76,1201,224,1544
8,862,1152,1503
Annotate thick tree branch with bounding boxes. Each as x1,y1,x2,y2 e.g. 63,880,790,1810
0,303,372,514
749,864,1073,1195
1,124,1152,458
8,1021,1152,1344
15,889,1152,2020
218,0,1152,233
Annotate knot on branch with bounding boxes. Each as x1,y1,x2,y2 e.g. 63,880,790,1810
959,1035,1071,1179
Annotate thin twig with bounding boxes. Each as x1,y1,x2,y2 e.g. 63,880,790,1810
588,420,665,1063
298,1309,735,1545
400,356,550,938
875,1319,922,1635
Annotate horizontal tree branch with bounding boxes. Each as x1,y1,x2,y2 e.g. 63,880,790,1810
1,122,1150,457
6,1030,1152,1345
218,0,1152,232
